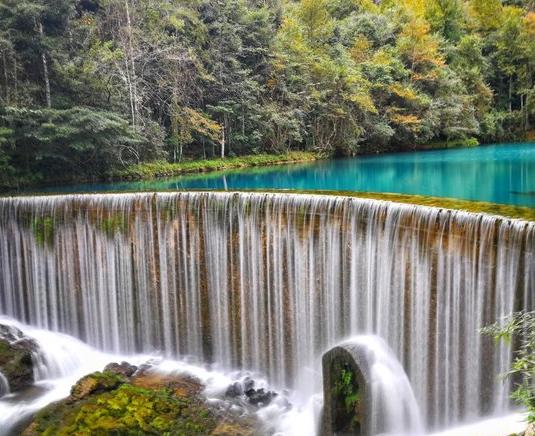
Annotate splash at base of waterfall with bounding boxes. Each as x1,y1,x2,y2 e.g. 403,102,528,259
348,336,424,435
430,413,528,436
0,317,528,436
0,317,298,436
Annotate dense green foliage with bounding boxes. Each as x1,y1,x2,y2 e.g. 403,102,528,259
481,311,535,423
0,0,534,188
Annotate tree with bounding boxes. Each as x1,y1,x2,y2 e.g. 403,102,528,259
0,0,534,189
0,106,158,185
0,0,75,107
425,0,465,42
481,312,535,424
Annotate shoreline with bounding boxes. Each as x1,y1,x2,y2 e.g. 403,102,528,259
4,139,534,191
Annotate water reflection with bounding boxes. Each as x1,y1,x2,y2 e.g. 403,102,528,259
40,143,535,207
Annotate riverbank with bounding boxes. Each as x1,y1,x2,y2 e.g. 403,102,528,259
3,139,532,193
114,140,482,182
113,151,319,181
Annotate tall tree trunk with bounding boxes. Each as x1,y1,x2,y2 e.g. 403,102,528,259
124,58,136,129
124,0,138,130
39,22,51,108
508,76,513,113
520,93,525,131
220,126,225,159
524,91,530,131
13,57,17,101
2,51,9,103
526,93,531,130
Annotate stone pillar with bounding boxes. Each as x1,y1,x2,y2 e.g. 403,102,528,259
322,344,372,436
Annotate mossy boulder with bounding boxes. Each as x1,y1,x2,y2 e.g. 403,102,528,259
0,324,38,393
23,363,257,436
69,370,127,401
211,421,257,436
24,383,216,436
131,371,202,399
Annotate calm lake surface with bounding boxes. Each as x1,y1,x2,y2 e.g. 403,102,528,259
42,142,535,207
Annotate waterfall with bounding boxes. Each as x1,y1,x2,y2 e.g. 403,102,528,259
0,192,533,431
346,335,424,435
0,371,8,398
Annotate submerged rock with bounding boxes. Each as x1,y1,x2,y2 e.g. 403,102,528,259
245,387,277,406
224,377,277,407
103,361,137,378
225,381,244,398
0,324,39,393
243,377,255,391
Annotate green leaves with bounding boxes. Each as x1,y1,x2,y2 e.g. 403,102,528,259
481,311,535,423
0,106,150,187
0,0,533,187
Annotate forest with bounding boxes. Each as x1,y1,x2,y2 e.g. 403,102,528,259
0,0,534,188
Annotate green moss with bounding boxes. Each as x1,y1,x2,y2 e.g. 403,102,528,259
344,191,535,222
334,367,360,416
70,371,126,400
236,189,535,222
98,214,128,237
114,152,318,181
31,216,55,246
27,376,216,436
330,362,361,434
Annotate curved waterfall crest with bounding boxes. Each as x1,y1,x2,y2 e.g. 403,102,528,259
0,191,533,431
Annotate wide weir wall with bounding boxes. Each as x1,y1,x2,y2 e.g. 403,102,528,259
0,192,533,430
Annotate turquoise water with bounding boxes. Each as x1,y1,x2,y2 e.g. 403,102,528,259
42,143,535,207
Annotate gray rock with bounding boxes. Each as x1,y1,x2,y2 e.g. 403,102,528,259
0,324,39,392
104,361,138,378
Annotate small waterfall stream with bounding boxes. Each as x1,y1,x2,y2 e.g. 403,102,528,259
0,192,533,432
350,336,424,435
0,371,9,397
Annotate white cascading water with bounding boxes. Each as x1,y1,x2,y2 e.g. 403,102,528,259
0,371,9,397
0,316,131,434
0,316,293,436
343,335,424,435
0,192,533,434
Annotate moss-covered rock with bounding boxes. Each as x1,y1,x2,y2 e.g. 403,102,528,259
211,421,257,436
23,363,258,436
131,371,202,399
25,383,216,436
104,361,138,378
69,370,127,401
0,324,38,392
